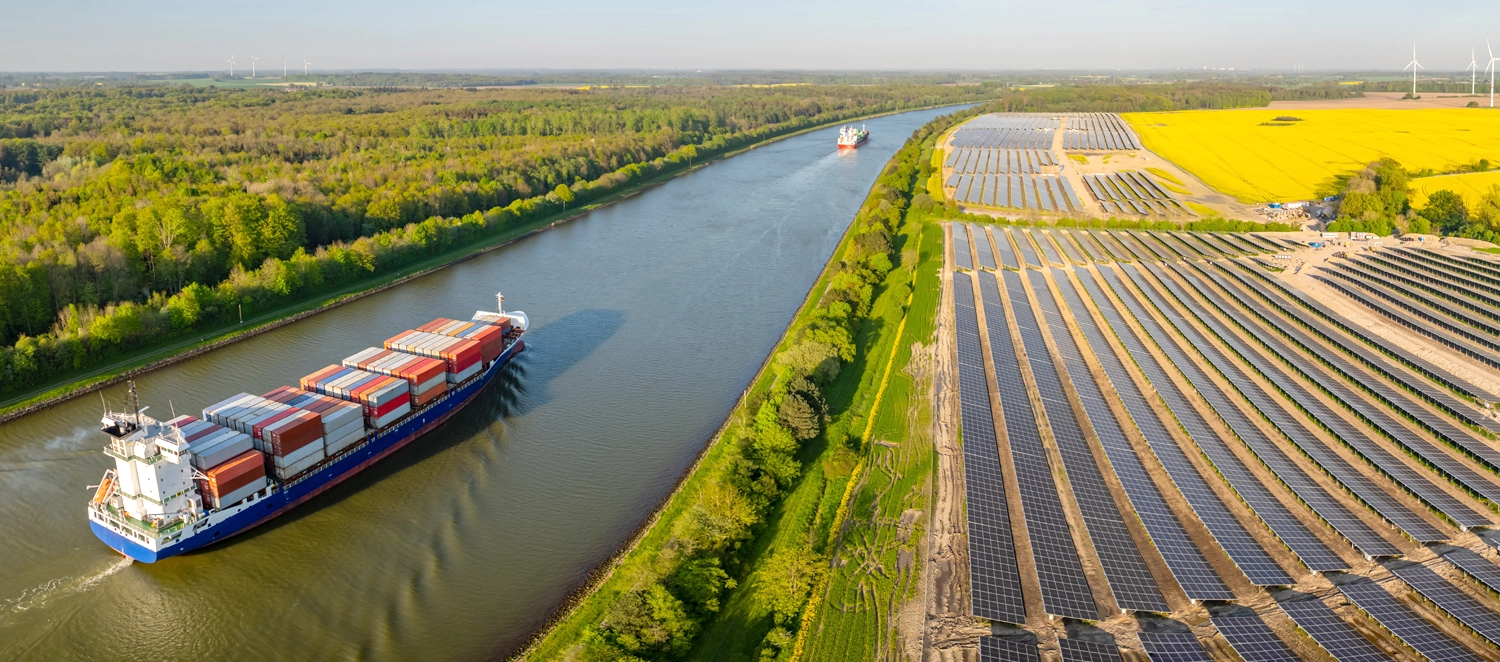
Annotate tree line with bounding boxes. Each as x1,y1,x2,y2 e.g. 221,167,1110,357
0,84,998,395
1326,158,1500,239
987,82,1360,113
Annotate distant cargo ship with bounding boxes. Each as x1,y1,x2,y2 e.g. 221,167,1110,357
88,293,527,562
837,125,869,149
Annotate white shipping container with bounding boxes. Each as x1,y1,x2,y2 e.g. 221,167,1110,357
326,418,365,445
275,448,326,479
366,380,410,406
447,361,481,384
202,393,254,418
343,347,383,366
192,433,256,470
274,437,325,467
205,394,258,425
324,429,365,456
318,402,362,431
210,476,269,510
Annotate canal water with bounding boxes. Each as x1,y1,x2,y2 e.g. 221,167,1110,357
0,105,963,660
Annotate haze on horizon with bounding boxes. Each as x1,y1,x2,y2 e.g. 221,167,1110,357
2,0,1497,73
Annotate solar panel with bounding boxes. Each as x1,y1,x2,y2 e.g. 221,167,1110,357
952,272,1027,624
997,173,1012,208
983,272,1097,620
1318,269,1500,373
1131,263,1477,532
990,226,1019,271
1020,269,1169,612
1093,263,1397,559
1009,175,1022,210
1391,563,1500,645
971,224,996,270
1442,549,1500,594
1338,580,1483,661
1048,230,1087,265
1060,177,1086,212
1009,228,1041,269
952,223,974,271
1137,632,1210,662
1337,258,1500,341
1058,639,1122,662
979,637,1040,662
1279,599,1391,662
1025,228,1063,266
1061,269,1236,601
1211,613,1300,661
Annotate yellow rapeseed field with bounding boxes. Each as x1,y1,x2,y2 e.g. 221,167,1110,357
1122,109,1500,203
1410,171,1500,208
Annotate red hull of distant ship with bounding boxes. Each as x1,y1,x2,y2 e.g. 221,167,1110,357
838,134,868,149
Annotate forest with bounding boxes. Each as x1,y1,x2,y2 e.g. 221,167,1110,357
984,82,1361,113
0,83,998,395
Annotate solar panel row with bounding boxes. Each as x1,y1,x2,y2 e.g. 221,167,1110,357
1024,228,1065,267
983,272,1098,620
952,271,1027,624
1390,563,1500,646
952,174,1086,213
1009,228,1042,269
1385,249,1500,309
1062,269,1236,600
1277,599,1392,662
978,637,1040,662
952,222,974,271
1333,259,1500,339
947,147,1059,174
1017,268,1169,612
1337,580,1483,662
1210,612,1300,661
970,223,997,270
1136,632,1211,662
1442,548,1500,595
1133,262,1488,531
1057,638,1123,662
951,128,1057,150
1362,253,1500,332
1096,265,1448,543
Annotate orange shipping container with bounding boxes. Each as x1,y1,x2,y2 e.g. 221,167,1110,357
206,450,266,496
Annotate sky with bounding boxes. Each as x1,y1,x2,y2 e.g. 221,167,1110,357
2,0,1497,73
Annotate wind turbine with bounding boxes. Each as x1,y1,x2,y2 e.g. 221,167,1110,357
303,60,311,75
1468,47,1480,96
1489,41,1500,108
282,58,287,78
250,55,259,78
227,54,236,77
1403,43,1422,97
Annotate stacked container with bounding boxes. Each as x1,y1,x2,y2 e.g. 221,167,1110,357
168,416,257,472
301,366,412,429
201,450,268,509
264,386,367,455
341,348,448,407
202,393,326,480
421,318,508,363
383,331,483,384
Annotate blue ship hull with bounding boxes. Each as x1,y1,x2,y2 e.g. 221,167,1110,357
92,339,524,563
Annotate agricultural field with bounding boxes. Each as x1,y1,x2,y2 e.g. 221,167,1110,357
1123,108,1500,203
1411,170,1500,208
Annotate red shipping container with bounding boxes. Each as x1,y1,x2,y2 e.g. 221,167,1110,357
206,450,266,497
266,412,322,457
372,396,407,417
418,318,457,332
262,385,302,403
403,357,446,386
350,375,393,404
384,331,419,349
461,324,506,362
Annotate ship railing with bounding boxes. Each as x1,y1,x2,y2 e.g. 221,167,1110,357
90,501,186,540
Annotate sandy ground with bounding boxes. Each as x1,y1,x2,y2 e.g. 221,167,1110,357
1269,91,1498,110
929,226,1500,660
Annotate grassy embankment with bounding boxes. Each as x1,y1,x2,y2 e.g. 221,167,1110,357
524,107,976,661
0,103,970,423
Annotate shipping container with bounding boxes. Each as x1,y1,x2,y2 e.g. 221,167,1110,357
208,476,268,510
275,448,326,479
191,432,255,471
274,437,325,469
206,450,266,497
371,401,412,429
265,411,322,457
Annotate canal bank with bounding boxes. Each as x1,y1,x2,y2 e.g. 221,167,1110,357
0,105,969,661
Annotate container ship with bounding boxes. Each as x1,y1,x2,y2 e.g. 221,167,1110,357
837,124,869,149
87,293,527,562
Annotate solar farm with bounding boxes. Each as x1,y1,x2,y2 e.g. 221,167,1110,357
940,224,1500,660
938,113,1243,220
